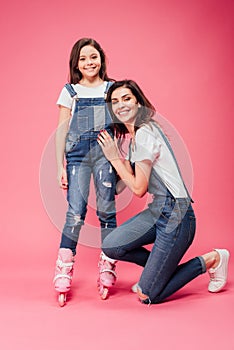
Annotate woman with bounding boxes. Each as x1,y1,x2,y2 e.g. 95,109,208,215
97,79,230,304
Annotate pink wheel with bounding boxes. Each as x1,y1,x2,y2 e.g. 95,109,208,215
100,287,109,300
58,293,66,307
97,279,109,300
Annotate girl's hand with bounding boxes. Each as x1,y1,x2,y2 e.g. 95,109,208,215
57,166,68,189
97,130,120,162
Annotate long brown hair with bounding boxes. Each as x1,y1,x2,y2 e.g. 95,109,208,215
106,80,156,147
68,38,112,84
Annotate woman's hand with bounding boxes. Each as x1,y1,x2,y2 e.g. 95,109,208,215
98,130,151,198
97,130,120,162
57,166,68,189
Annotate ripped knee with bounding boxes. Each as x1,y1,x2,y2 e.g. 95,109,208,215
73,214,82,225
66,212,84,228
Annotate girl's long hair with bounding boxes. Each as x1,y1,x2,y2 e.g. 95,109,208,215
69,38,113,84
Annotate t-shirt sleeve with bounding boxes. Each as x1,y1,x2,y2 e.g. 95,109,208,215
133,127,161,163
56,86,73,109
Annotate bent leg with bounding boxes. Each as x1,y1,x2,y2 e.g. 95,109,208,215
138,205,203,303
102,209,157,267
147,257,206,303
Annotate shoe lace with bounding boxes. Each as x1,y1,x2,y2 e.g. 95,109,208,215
56,257,74,276
209,271,215,280
99,259,117,277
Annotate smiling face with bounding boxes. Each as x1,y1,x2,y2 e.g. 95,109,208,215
77,45,101,81
111,87,140,126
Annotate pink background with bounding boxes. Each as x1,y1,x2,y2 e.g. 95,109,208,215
0,0,233,349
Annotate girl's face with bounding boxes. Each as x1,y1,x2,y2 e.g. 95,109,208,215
111,87,140,125
78,45,101,80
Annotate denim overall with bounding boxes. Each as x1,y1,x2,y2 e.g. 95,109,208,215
102,123,206,304
60,82,117,255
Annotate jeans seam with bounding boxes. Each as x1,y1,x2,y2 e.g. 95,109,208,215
144,229,179,299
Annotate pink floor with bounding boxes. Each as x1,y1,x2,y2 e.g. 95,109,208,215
1,244,233,350
1,0,233,349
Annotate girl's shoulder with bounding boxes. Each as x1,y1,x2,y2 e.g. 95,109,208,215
68,82,108,98
71,81,108,89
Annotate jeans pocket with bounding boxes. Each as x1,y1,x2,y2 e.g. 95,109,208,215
77,106,90,133
65,134,79,153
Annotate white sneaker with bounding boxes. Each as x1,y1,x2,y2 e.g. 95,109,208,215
131,282,139,293
208,249,230,292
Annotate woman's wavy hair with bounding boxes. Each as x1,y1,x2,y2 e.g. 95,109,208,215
69,38,112,84
106,80,156,148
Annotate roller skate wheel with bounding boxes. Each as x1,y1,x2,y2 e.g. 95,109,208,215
100,287,109,300
58,293,66,307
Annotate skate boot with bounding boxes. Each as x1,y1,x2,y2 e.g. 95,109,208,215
97,252,117,300
53,248,75,307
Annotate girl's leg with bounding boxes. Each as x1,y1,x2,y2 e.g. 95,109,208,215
93,156,117,242
60,162,92,255
93,155,118,299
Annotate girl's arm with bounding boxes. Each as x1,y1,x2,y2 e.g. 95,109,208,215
56,106,71,189
98,131,152,197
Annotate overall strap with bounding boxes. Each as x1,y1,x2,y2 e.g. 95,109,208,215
156,125,194,202
104,81,114,99
65,83,77,98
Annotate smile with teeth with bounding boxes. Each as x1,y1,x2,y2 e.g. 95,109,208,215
85,66,96,71
118,108,131,116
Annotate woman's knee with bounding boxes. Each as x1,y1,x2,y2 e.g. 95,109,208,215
102,246,119,260
102,232,128,260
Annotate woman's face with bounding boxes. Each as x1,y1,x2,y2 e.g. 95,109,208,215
111,87,139,125
77,45,101,80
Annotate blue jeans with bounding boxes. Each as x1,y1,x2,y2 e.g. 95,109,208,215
102,194,206,304
60,85,117,255
60,136,117,254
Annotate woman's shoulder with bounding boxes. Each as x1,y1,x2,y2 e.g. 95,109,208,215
137,121,158,137
135,122,163,149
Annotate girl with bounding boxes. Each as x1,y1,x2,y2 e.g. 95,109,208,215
98,79,230,304
53,38,117,306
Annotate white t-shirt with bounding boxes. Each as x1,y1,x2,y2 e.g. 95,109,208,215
128,122,188,198
56,82,108,109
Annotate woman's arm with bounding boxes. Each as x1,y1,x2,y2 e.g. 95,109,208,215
112,158,152,197
115,160,133,194
56,106,71,189
98,131,152,197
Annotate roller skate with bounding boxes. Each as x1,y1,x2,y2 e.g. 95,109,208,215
53,248,75,307
97,252,117,300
